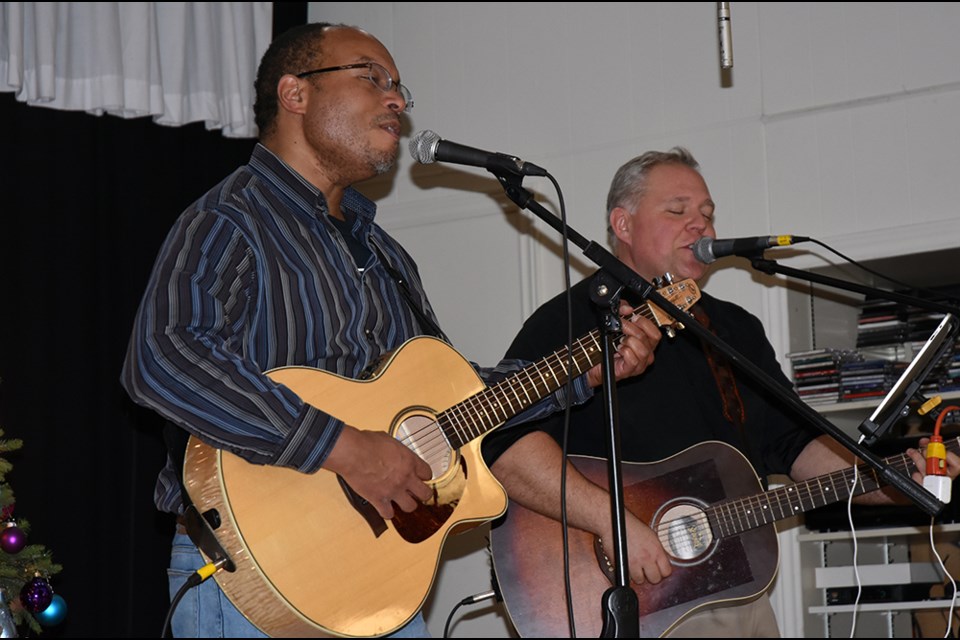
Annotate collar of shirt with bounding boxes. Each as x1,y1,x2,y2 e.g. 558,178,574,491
247,143,377,229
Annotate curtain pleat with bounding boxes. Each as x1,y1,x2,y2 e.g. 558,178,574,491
0,2,271,138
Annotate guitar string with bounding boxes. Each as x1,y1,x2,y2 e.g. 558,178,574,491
389,286,698,477
653,444,946,554
392,303,665,461
656,460,886,545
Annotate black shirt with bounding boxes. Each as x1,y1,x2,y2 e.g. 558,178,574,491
481,273,819,482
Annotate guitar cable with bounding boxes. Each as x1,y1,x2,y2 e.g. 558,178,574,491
161,557,229,638
441,588,499,638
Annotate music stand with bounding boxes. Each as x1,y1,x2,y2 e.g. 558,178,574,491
858,313,960,446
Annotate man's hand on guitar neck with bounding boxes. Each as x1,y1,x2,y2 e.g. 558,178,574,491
586,301,662,389
323,425,433,519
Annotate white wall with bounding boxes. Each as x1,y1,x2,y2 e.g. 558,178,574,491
307,3,960,637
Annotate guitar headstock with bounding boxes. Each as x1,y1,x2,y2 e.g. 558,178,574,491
647,277,702,337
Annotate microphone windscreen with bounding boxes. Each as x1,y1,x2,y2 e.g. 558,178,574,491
409,130,440,164
691,237,716,264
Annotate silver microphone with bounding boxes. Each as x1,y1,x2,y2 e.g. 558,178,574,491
409,130,547,177
718,2,733,70
692,235,810,263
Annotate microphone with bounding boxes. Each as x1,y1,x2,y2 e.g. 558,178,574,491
409,130,547,177
718,2,733,69
691,235,810,264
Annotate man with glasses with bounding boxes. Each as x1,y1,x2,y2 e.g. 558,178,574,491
121,22,661,638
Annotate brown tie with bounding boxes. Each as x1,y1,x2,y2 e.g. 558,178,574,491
692,305,746,427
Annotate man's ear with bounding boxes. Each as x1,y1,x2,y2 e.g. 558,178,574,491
610,207,633,243
277,75,307,115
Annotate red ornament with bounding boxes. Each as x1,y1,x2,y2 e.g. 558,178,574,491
0,523,26,554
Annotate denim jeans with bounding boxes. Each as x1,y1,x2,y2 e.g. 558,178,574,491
168,533,430,637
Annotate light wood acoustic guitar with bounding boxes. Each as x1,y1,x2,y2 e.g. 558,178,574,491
183,278,702,637
489,438,956,637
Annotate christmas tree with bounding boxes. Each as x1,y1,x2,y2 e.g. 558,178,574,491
0,429,65,635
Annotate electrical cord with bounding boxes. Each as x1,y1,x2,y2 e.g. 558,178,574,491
927,516,959,638
160,559,224,638
846,463,862,639
442,589,498,638
845,401,960,638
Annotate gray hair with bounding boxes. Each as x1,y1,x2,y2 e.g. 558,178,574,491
605,147,700,247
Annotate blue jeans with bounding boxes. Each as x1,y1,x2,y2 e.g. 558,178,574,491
168,533,430,637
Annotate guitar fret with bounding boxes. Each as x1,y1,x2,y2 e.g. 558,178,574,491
462,394,487,438
519,368,537,404
448,403,471,446
712,502,730,537
766,488,785,520
464,400,484,441
753,495,772,526
533,360,553,394
701,437,960,552
740,497,758,529
810,476,827,508
795,481,815,512
434,280,704,449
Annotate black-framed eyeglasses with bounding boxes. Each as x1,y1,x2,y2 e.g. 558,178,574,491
295,62,413,112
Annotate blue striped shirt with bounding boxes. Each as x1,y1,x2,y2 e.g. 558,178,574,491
121,144,592,512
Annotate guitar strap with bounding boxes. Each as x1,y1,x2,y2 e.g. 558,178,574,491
164,241,446,552
690,305,766,487
371,242,449,343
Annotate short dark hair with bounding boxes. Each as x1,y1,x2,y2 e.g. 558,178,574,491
253,22,350,138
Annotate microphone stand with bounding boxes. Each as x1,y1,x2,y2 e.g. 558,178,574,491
492,174,944,632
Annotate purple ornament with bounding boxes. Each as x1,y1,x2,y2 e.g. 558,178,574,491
36,594,67,626
19,576,53,614
0,525,26,554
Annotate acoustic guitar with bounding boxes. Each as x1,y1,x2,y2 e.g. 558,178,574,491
183,278,702,637
489,438,954,637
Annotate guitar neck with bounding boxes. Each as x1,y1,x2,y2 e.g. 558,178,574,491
707,436,960,538
440,302,660,449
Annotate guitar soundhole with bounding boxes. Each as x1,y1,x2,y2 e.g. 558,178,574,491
395,413,455,480
655,499,715,565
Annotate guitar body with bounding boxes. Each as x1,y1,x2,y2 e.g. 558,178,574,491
183,336,508,638
490,442,780,638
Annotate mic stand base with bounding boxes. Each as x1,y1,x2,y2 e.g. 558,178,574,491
600,586,640,638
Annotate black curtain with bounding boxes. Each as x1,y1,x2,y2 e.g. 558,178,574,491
0,5,307,637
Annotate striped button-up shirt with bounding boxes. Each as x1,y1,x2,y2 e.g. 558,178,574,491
121,144,591,512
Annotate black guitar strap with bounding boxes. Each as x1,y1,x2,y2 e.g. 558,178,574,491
371,242,449,343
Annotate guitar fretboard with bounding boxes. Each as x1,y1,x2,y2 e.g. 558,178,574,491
707,436,960,537
439,280,699,449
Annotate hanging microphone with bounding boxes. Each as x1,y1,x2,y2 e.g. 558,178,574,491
408,130,548,177
691,235,810,264
718,2,733,69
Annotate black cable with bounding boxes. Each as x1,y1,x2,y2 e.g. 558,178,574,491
809,238,960,305
160,561,221,638
442,590,498,638
545,171,579,639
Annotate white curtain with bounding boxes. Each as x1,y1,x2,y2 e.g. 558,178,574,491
0,2,272,138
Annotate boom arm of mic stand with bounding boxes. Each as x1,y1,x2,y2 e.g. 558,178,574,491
498,174,943,517
749,258,960,316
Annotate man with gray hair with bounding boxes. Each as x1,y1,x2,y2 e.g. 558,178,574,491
483,147,955,637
